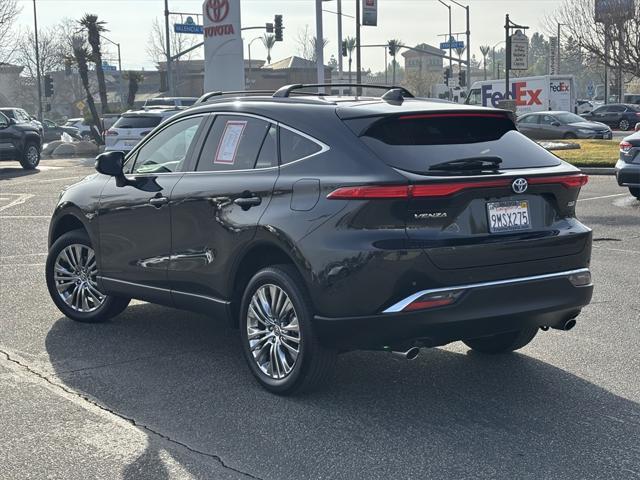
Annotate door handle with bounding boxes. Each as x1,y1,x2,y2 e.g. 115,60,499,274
233,196,262,209
149,196,169,207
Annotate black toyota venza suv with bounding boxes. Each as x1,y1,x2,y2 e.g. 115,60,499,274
46,85,593,394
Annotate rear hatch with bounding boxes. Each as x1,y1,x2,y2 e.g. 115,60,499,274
341,108,590,276
107,114,162,149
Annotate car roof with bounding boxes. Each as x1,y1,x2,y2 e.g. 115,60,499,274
122,109,179,117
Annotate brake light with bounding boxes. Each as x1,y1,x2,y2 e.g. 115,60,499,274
327,179,511,199
620,141,633,154
105,129,118,136
527,174,589,188
398,113,509,121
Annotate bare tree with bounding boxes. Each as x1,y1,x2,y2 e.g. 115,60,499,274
548,0,640,77
295,25,328,62
0,0,21,62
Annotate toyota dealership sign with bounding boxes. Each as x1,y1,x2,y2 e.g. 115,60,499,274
203,0,244,92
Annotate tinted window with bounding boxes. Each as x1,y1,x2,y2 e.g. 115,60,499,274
593,107,608,114
0,110,15,120
255,125,278,169
280,127,322,164
356,115,561,172
609,106,625,113
196,115,271,172
555,112,587,124
130,116,202,174
181,99,196,106
518,115,538,124
114,115,163,129
0,112,8,126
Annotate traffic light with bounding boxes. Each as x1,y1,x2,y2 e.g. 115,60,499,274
444,67,451,86
342,41,347,57
274,15,283,42
458,70,466,87
265,22,273,33
44,75,54,97
388,44,396,57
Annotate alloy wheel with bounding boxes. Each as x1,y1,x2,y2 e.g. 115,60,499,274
26,146,39,166
246,284,301,380
620,120,630,130
53,244,105,312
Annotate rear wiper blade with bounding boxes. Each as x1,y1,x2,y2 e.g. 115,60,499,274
429,156,503,172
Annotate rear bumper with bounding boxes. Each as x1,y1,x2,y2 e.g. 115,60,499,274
314,269,593,350
615,159,640,187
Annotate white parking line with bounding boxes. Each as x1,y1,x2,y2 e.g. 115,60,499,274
0,215,51,219
0,194,35,212
578,193,628,202
0,253,47,259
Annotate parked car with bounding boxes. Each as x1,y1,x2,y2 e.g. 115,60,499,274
45,86,593,394
581,103,640,131
143,97,197,109
0,107,43,137
101,114,122,132
64,118,97,140
42,119,81,142
517,111,612,140
576,99,594,114
623,94,640,105
104,109,181,153
615,130,640,200
0,111,42,169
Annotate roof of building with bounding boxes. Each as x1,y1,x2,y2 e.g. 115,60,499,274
401,43,445,58
262,56,330,70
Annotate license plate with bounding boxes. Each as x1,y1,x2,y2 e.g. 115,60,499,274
487,200,531,233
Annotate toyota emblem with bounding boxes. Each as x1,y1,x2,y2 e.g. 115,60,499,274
206,0,229,23
512,178,528,194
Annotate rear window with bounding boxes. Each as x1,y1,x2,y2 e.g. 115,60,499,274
113,115,162,129
353,113,562,172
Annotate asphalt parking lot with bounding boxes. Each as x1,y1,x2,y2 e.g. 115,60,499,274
1,158,639,480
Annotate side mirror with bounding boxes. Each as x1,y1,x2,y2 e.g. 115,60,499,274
551,121,561,127
95,151,125,177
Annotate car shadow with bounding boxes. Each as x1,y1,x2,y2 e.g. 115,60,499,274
45,303,640,479
0,166,40,180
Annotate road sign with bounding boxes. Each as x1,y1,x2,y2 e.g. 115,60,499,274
362,0,378,27
75,100,85,112
175,16,204,34
101,61,117,71
510,30,529,71
440,38,465,50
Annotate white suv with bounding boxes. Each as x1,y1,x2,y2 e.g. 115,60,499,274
104,109,180,153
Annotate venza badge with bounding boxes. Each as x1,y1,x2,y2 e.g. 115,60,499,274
512,178,528,194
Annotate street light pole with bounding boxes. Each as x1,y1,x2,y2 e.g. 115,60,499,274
32,0,43,122
101,34,124,110
355,0,361,89
315,0,325,90
337,0,343,80
164,0,173,96
247,36,262,88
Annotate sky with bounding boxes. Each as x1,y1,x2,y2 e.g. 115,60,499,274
16,0,565,72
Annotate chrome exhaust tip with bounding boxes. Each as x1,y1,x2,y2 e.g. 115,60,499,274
551,318,577,331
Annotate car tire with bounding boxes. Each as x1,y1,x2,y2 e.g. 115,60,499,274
563,132,578,139
630,187,640,199
463,326,539,354
619,119,630,131
239,264,336,395
46,229,130,323
19,142,40,170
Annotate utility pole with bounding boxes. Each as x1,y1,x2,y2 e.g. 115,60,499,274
164,0,173,95
450,0,470,92
315,0,325,90
337,0,343,80
438,1,452,97
355,0,361,89
32,0,43,122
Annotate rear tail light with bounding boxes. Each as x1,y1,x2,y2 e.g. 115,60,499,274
527,173,589,188
401,290,464,312
105,129,118,136
327,174,588,200
620,141,633,154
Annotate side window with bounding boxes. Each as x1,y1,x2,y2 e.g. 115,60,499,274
518,115,538,125
279,127,322,164
130,116,202,174
540,115,555,125
609,106,625,113
255,125,278,169
196,115,271,172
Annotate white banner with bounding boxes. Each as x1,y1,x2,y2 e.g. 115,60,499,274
203,0,245,92
510,30,529,71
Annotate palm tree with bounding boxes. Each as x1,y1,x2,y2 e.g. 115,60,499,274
387,39,403,84
71,35,102,144
479,45,491,80
261,33,276,65
79,14,109,114
344,36,356,83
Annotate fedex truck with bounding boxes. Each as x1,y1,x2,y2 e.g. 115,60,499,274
465,75,576,115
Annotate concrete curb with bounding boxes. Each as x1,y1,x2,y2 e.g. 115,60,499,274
579,167,615,175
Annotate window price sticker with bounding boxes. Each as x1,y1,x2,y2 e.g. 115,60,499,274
214,120,247,164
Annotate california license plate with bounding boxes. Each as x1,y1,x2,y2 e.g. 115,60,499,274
487,200,531,233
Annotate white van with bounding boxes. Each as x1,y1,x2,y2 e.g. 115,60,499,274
466,75,577,115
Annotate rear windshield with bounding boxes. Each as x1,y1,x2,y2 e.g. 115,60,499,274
113,115,162,129
352,114,562,172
